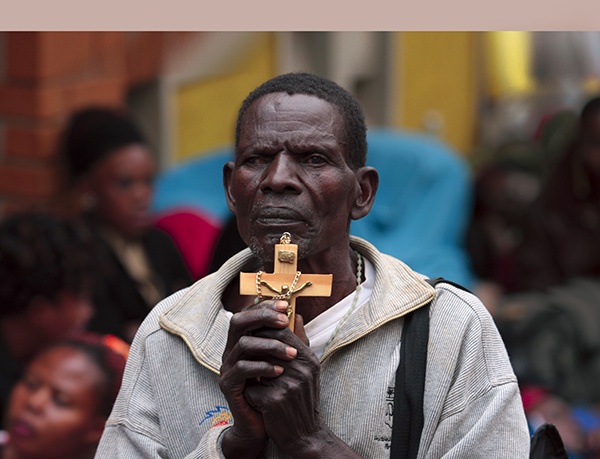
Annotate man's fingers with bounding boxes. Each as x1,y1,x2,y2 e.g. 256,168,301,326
220,358,286,395
225,301,290,351
293,314,310,346
234,335,297,361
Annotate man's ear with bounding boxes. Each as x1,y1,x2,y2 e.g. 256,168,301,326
223,161,237,214
351,166,379,221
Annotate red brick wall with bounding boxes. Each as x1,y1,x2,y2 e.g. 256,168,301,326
0,31,194,216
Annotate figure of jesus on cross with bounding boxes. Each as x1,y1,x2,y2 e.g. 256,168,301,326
239,232,333,332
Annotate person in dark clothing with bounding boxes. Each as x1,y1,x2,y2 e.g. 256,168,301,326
513,97,600,292
59,107,192,342
492,97,600,457
207,214,247,274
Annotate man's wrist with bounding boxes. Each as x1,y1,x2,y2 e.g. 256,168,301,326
220,426,266,459
283,424,361,459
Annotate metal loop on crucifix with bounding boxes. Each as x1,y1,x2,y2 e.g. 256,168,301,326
239,232,333,332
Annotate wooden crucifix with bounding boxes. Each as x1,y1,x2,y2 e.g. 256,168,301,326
239,232,333,332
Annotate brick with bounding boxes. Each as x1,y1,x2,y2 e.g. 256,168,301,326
91,32,126,75
0,120,6,160
0,163,61,197
65,76,127,112
6,124,62,159
6,32,94,81
1,197,53,214
125,32,166,85
0,83,66,118
5,32,38,81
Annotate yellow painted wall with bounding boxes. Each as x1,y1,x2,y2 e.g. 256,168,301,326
394,32,476,156
174,33,276,162
484,31,534,97
175,32,478,161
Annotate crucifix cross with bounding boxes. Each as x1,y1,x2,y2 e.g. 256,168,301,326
239,232,333,332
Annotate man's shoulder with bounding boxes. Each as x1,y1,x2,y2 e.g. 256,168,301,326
134,286,197,336
158,275,219,324
428,280,488,320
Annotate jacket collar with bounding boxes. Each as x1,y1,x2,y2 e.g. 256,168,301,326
159,236,435,373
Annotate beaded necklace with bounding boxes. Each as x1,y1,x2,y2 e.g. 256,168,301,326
323,251,363,351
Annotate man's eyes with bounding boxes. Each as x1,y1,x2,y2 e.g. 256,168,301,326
240,152,329,166
303,154,327,165
244,155,270,165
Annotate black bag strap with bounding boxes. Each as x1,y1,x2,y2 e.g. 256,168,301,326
529,423,569,459
389,278,435,459
389,301,430,459
390,277,469,459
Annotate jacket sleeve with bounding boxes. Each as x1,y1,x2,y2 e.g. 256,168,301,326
96,421,229,458
94,316,229,458
419,284,530,458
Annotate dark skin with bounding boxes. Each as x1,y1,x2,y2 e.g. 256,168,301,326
220,93,379,458
79,144,156,240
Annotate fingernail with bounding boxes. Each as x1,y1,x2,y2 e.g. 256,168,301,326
286,346,297,358
276,313,289,325
273,365,284,375
274,300,288,312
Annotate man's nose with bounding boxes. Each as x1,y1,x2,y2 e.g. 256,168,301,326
260,152,301,194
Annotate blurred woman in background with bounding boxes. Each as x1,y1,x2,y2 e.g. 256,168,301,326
59,107,192,342
1,333,129,459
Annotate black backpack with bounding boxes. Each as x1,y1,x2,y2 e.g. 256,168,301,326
390,278,568,459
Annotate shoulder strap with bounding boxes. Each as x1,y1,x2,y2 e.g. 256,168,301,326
389,301,430,459
529,423,569,459
390,277,469,459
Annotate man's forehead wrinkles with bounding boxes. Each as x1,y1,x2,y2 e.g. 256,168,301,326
253,126,339,145
270,106,333,124
258,119,336,134
262,93,335,117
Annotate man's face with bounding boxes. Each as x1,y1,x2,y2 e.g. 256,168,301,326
225,93,364,262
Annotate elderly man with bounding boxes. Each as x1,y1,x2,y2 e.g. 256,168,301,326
96,72,530,458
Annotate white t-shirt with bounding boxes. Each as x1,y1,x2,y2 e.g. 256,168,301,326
305,258,375,359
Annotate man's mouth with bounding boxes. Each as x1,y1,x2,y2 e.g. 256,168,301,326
253,207,305,226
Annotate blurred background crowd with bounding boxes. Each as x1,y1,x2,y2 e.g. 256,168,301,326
2,31,600,458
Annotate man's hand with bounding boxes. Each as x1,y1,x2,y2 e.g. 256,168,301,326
242,315,323,457
219,299,297,458
242,315,362,458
